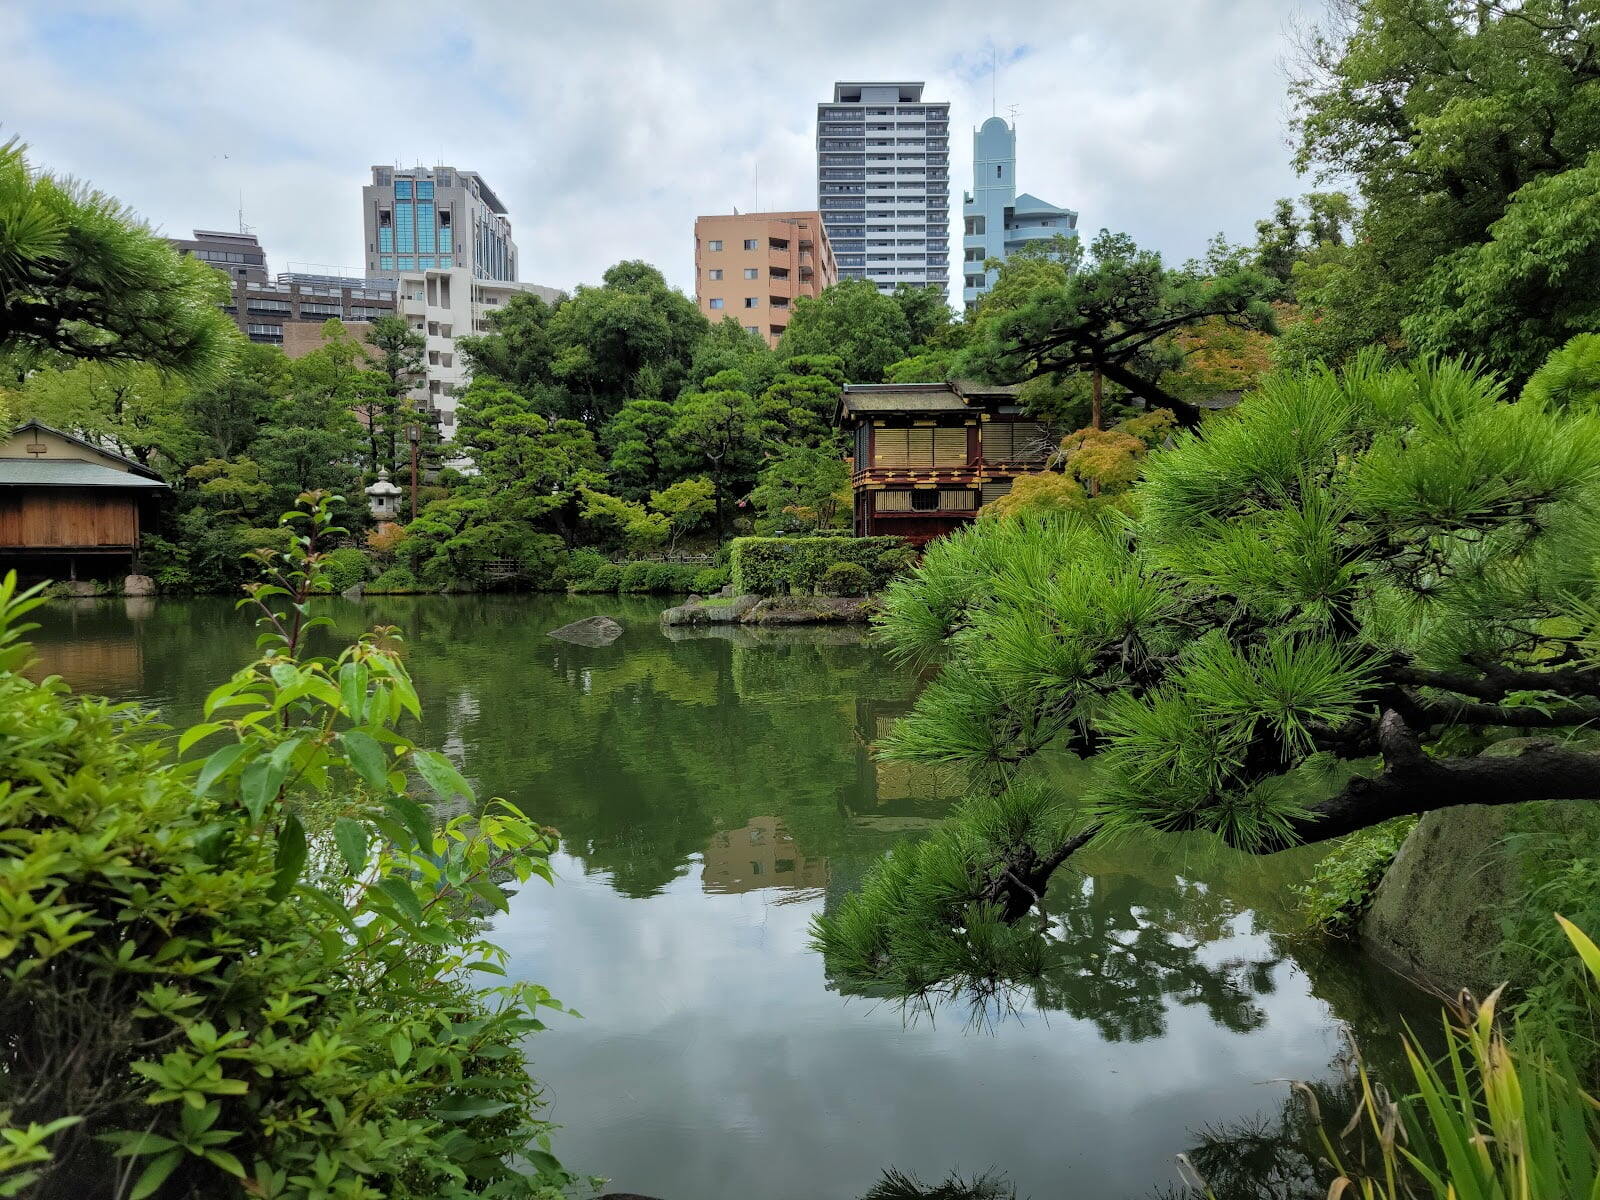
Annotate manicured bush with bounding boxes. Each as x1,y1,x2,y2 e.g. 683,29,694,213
571,562,624,593
693,566,732,594
369,565,419,593
819,561,873,597
618,562,702,594
729,536,910,596
317,546,373,593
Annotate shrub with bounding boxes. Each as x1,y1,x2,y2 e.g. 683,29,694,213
819,561,872,596
729,536,909,596
571,562,623,593
316,546,372,593
369,565,419,593
693,566,731,594
565,547,608,583
1292,817,1416,936
0,501,578,1199
617,562,701,594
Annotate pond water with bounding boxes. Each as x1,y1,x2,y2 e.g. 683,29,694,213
30,594,1438,1200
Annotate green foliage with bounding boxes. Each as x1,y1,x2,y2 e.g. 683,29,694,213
882,350,957,384
1284,0,1600,378
0,499,578,1198
729,536,909,597
748,445,850,534
1293,818,1416,936
668,371,775,534
692,566,731,594
315,546,374,593
818,561,872,597
960,229,1278,427
0,138,237,383
369,565,420,593
777,278,913,383
1524,333,1600,413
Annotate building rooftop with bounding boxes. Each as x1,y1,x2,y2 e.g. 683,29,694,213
1012,192,1074,216
838,380,1022,416
0,458,169,489
833,81,925,103
7,421,165,479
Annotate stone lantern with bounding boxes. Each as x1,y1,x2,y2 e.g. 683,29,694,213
365,468,403,522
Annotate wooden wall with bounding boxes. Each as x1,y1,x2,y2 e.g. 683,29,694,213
0,492,139,549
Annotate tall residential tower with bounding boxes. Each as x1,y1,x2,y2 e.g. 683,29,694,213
816,82,950,299
693,211,837,347
961,117,1077,310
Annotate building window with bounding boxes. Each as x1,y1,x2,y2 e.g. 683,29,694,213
394,180,413,198
247,299,291,314
396,202,415,252
873,426,967,468
745,325,759,334
399,257,415,270
769,238,789,250
743,296,759,308
416,180,434,200
438,226,452,253
299,303,341,317
707,239,723,251
380,256,395,270
378,227,394,253
417,201,436,251
910,488,939,511
743,238,758,250
707,268,722,280
743,267,758,279
709,298,724,309
418,257,435,269
245,323,283,341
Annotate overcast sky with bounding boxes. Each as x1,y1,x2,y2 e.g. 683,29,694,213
2,0,1327,298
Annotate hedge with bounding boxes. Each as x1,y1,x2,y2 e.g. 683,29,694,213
570,561,705,594
729,536,912,596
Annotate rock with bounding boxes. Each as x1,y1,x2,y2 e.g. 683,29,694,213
660,594,759,626
64,580,98,598
121,573,156,596
341,583,364,601
547,614,624,647
738,595,877,625
1361,796,1600,996
684,593,703,604
717,583,735,598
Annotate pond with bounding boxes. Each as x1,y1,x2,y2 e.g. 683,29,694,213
30,594,1438,1200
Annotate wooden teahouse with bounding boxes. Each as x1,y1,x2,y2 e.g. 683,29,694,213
836,381,1052,542
0,421,169,582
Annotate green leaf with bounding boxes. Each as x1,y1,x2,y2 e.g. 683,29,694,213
202,1149,246,1178
177,721,226,755
467,876,510,914
339,661,367,724
240,739,297,827
333,817,368,875
375,877,425,923
526,1149,564,1177
385,792,434,852
391,1031,413,1068
269,813,308,902
433,1099,513,1121
128,1149,182,1200
413,749,474,804
339,730,391,793
195,741,248,797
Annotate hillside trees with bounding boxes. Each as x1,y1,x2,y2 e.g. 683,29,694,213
778,278,914,383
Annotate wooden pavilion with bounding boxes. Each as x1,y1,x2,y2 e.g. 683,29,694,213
835,381,1052,542
0,421,168,582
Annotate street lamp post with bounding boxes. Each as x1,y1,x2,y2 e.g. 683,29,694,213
408,422,420,521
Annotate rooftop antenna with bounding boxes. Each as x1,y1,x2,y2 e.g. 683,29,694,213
992,45,998,117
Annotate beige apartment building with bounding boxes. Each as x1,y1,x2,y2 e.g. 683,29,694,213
693,211,837,346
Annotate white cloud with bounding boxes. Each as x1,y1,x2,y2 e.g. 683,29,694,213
1,0,1328,296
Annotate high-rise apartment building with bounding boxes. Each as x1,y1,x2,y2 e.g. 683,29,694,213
816,82,951,298
391,267,561,431
961,117,1077,310
693,211,837,347
362,165,518,283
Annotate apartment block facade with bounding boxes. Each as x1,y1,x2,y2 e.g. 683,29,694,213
362,165,518,282
816,82,951,298
693,211,837,346
961,117,1078,310
392,267,561,430
169,231,398,348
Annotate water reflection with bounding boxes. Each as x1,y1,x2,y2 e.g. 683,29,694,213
27,595,1441,1200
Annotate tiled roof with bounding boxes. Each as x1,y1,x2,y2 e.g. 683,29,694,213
0,458,169,489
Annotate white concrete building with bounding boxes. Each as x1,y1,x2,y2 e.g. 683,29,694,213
392,266,561,431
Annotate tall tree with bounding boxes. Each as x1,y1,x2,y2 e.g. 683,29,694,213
547,260,708,420
600,397,686,499
367,315,425,473
961,230,1278,428
1283,0,1600,375
757,354,846,447
891,282,955,348
0,139,237,382
454,292,562,401
777,278,913,383
12,360,189,466
668,370,775,535
178,340,287,462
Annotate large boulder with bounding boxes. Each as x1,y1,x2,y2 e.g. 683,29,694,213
660,594,759,626
341,583,364,601
121,574,156,596
547,615,625,647
1361,791,1600,995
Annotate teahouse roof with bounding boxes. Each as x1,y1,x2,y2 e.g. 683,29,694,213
3,420,166,481
836,380,1023,420
0,458,169,489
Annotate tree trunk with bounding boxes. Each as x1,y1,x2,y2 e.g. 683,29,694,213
1097,360,1203,429
1091,365,1103,432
